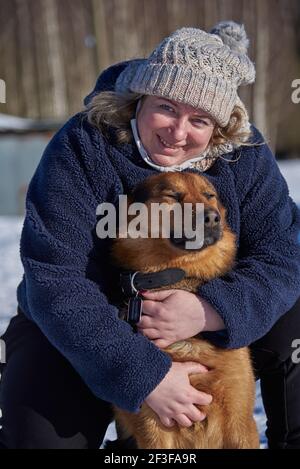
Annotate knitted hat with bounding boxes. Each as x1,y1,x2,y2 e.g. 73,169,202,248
115,21,255,127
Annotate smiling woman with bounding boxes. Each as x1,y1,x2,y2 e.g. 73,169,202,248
136,97,215,167
87,90,252,173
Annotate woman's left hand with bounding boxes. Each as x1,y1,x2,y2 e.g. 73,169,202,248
138,289,224,348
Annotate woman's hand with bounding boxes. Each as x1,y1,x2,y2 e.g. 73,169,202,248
144,361,212,427
138,289,225,348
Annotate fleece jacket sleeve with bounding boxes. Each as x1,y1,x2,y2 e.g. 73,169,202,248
18,115,171,412
199,142,300,349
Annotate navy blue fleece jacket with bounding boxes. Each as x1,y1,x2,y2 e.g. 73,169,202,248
17,62,300,412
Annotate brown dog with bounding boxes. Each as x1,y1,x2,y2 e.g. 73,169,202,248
111,171,259,449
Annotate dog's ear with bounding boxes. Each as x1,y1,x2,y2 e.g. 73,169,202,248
131,183,150,204
151,182,185,203
132,181,185,203
131,180,165,203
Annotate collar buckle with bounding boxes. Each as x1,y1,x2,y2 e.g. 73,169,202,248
120,271,139,297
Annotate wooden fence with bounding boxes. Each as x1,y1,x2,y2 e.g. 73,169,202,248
0,0,299,151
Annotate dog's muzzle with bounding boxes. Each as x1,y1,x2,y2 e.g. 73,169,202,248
170,208,222,251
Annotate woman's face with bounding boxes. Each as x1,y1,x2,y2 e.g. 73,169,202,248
136,96,215,167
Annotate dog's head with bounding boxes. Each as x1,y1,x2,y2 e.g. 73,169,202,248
131,172,223,251
111,172,236,279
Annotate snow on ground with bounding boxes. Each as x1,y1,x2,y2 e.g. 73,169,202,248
1,155,300,448
278,160,300,206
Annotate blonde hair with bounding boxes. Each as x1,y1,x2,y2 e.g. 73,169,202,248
85,90,256,147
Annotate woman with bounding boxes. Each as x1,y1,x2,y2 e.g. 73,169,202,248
0,21,300,449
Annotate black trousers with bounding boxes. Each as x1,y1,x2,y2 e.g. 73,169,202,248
0,300,300,449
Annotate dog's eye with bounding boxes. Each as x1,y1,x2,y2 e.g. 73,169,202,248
163,192,183,201
203,192,216,200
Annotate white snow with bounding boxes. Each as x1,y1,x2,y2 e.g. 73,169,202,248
278,160,300,205
1,157,300,448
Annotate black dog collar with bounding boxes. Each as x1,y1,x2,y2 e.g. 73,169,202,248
120,268,186,297
120,268,186,327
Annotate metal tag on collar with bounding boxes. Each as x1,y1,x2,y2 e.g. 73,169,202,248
126,293,143,326
120,271,140,297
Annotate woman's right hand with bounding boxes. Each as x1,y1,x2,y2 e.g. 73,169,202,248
144,361,212,428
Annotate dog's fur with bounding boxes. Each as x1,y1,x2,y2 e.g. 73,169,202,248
111,172,259,449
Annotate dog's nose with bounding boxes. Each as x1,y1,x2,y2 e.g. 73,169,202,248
204,209,220,229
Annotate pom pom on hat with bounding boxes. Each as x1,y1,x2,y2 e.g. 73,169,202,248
116,22,255,126
210,21,250,55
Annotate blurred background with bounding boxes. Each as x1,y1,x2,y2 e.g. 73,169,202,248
1,0,300,447
1,0,300,215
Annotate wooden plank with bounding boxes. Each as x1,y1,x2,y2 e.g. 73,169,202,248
15,0,39,117
92,0,111,70
0,0,21,116
42,0,67,117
